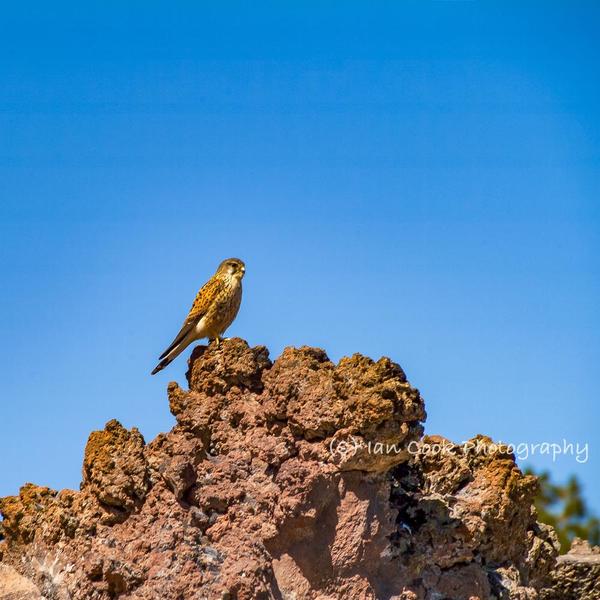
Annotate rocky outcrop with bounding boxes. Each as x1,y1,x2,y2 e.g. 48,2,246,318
0,338,596,599
541,539,600,600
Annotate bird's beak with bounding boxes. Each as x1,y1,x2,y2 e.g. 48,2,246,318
241,266,246,274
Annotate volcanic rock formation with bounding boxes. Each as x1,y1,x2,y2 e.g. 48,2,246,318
0,339,597,599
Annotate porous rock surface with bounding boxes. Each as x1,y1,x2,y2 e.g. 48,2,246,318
541,538,600,600
0,339,596,599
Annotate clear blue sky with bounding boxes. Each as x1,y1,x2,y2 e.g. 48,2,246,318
1,2,599,513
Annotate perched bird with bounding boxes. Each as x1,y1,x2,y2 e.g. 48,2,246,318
151,258,245,375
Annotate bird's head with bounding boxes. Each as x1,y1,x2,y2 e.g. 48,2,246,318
217,257,246,281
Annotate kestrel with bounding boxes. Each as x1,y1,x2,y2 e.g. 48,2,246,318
151,258,245,375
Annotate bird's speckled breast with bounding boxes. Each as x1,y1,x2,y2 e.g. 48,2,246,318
204,278,242,338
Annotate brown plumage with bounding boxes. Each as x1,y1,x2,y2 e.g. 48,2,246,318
151,258,245,375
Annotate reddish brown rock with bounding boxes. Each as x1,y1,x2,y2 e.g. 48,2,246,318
82,419,149,520
387,436,561,599
0,338,594,599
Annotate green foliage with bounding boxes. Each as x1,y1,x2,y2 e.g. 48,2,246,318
526,468,600,553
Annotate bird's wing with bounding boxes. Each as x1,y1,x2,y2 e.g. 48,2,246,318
184,276,224,326
158,277,224,360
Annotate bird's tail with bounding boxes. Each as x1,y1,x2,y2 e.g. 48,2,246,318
151,356,174,375
151,332,194,375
